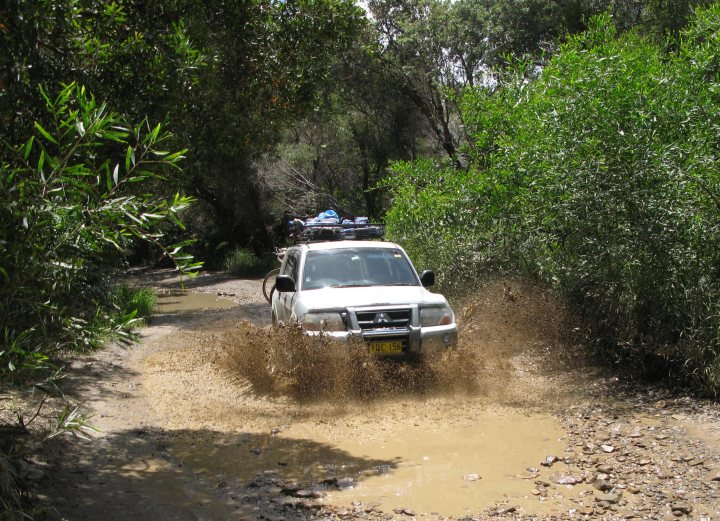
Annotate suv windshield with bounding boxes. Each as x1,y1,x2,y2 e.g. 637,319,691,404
302,248,419,290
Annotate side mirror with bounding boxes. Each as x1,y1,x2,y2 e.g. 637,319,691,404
419,270,435,288
275,275,296,293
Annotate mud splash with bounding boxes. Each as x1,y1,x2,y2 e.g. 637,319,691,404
221,323,482,402
220,279,580,406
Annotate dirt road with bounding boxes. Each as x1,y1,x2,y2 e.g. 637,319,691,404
35,271,720,520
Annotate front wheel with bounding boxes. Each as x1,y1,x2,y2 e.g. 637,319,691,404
263,268,280,303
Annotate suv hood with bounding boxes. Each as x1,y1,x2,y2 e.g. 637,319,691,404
296,285,448,313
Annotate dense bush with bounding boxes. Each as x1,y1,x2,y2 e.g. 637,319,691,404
222,247,268,276
0,84,200,384
385,6,720,395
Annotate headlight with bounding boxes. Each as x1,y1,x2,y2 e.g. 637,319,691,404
420,305,454,327
302,312,346,332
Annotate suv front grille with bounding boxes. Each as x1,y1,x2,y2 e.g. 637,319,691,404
356,309,411,332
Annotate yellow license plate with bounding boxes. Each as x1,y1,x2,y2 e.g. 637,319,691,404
369,341,404,355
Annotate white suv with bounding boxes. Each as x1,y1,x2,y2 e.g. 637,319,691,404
271,240,457,357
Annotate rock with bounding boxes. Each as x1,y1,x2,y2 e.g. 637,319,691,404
393,507,416,516
708,471,720,481
601,444,615,453
530,488,542,496
496,505,517,515
336,477,355,489
550,473,578,485
688,459,704,467
541,456,559,467
671,502,692,515
281,482,301,495
595,493,622,504
596,464,613,473
463,473,481,482
594,479,612,492
297,499,323,510
271,428,281,436
638,459,651,466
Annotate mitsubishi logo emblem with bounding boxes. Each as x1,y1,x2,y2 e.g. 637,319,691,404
373,312,391,326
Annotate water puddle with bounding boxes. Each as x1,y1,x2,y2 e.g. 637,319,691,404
154,290,235,314
315,408,567,515
168,406,568,517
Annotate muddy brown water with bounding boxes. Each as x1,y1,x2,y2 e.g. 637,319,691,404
169,406,567,517
134,282,590,517
154,289,235,313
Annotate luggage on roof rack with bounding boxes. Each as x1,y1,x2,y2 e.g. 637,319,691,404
288,212,384,243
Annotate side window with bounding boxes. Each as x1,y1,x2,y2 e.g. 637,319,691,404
282,252,299,282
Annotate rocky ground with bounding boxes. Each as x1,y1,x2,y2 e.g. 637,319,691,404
11,271,720,520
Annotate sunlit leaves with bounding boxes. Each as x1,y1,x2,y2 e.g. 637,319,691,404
385,5,720,395
0,84,201,383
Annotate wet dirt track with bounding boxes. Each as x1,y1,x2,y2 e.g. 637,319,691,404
36,271,720,520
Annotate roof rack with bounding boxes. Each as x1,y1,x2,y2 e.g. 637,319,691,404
289,220,385,244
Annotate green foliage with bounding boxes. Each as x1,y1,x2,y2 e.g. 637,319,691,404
385,6,720,395
47,405,97,440
0,83,200,383
222,247,265,276
112,286,156,325
162,0,367,250
0,0,206,146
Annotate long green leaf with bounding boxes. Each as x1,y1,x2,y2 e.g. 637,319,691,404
34,122,58,144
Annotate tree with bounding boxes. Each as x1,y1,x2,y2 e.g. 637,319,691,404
151,0,368,251
0,0,205,148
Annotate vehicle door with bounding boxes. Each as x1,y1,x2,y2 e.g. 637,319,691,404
277,250,300,321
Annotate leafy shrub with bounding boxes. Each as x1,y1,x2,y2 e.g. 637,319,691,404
385,6,720,396
223,248,259,274
112,286,157,325
0,83,201,384
221,247,272,276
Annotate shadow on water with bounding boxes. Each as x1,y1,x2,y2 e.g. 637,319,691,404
37,427,399,521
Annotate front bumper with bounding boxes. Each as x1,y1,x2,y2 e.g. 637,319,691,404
305,304,458,356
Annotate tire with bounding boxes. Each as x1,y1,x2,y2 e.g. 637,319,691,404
263,268,280,303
